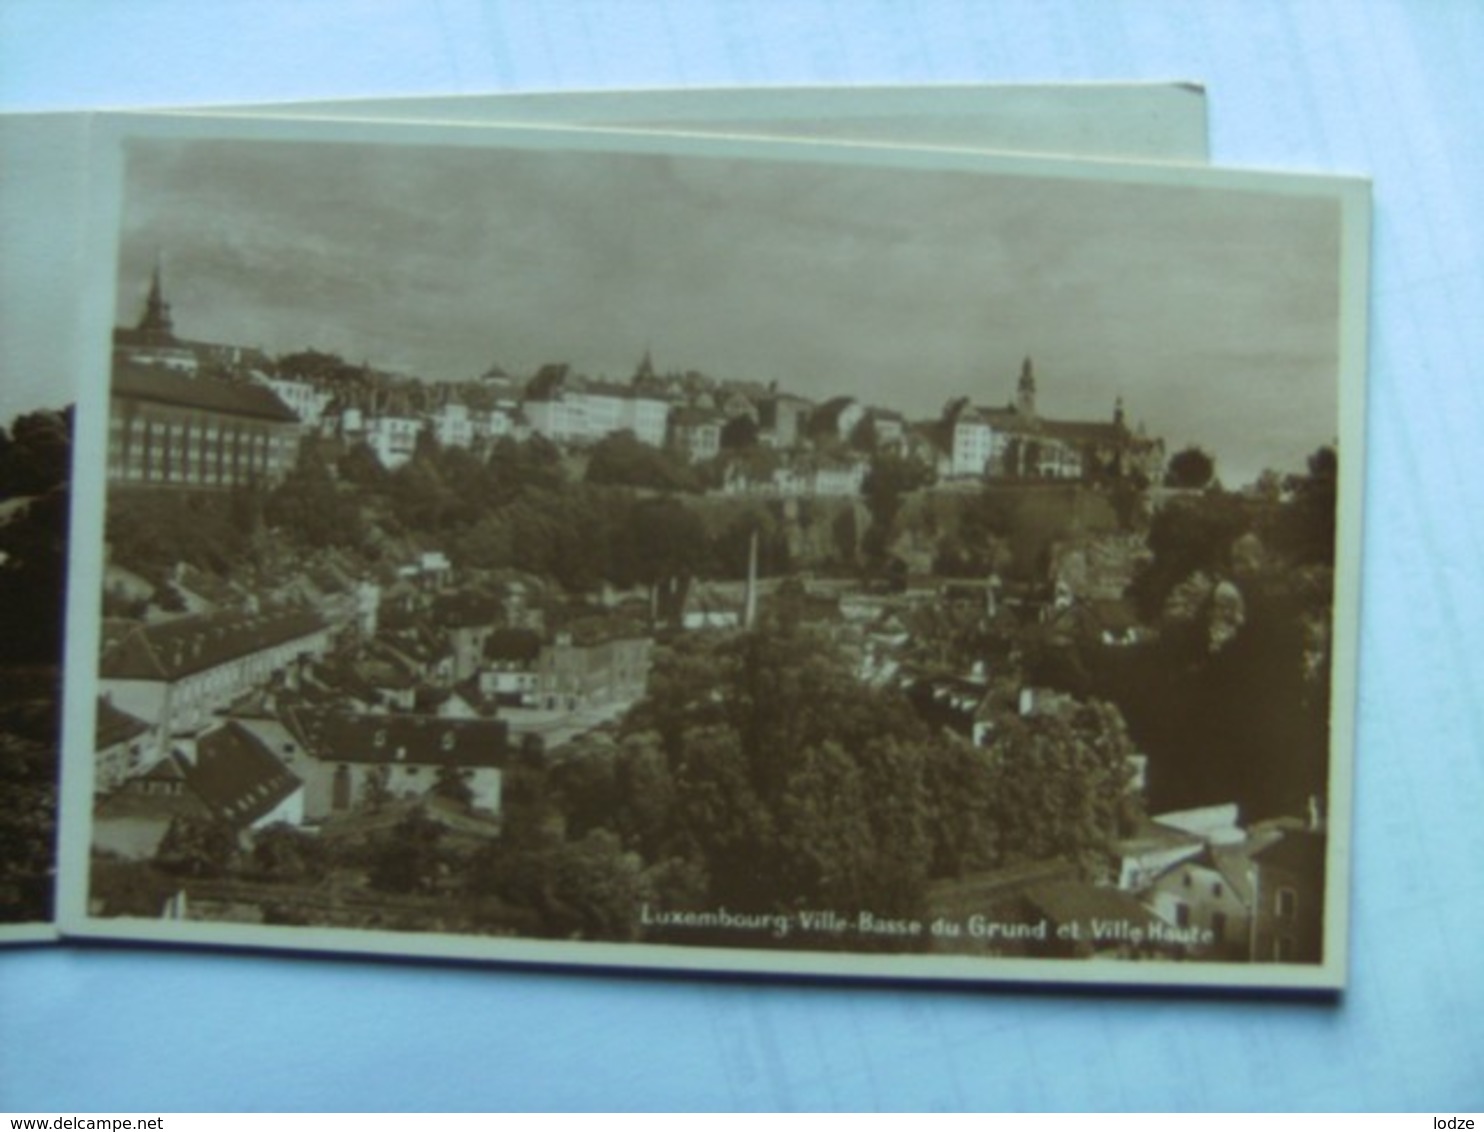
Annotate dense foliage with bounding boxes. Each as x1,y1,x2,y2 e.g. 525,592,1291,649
0,408,71,923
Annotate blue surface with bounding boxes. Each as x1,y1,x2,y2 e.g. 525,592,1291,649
2,0,1482,1112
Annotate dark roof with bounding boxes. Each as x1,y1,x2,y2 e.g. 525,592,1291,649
1040,419,1126,445
524,363,572,399
97,757,209,822
100,722,300,829
943,398,989,427
524,364,662,404
290,709,509,768
948,400,1125,446
485,627,543,664
811,396,859,429
1251,828,1326,877
187,723,302,827
432,591,505,628
177,564,243,606
1114,816,1204,858
306,658,381,704
355,656,417,691
670,406,725,428
374,627,451,667
100,610,327,682
95,697,152,750
112,360,299,423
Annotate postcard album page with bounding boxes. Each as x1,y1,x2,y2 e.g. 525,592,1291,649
0,82,1204,943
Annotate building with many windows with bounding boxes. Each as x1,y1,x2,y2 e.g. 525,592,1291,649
99,610,332,758
281,708,510,819
522,363,670,448
939,358,1163,482
108,361,301,489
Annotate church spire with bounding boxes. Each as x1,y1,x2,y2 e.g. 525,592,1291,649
1015,356,1037,418
1114,394,1126,428
136,253,175,343
633,344,656,385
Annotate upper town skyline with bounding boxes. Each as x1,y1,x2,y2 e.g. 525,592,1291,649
109,135,1343,485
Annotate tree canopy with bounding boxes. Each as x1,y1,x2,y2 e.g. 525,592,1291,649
1164,445,1216,489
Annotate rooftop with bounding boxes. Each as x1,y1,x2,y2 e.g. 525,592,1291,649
112,360,299,423
289,709,510,768
100,610,328,682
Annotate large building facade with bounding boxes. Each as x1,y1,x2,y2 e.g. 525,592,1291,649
98,610,332,761
108,362,302,489
522,363,670,448
109,266,301,489
941,358,1165,483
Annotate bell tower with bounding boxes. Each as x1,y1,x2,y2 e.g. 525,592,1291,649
1015,356,1037,418
633,345,656,385
135,255,175,344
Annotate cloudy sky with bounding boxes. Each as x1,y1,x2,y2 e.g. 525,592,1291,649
114,132,1344,483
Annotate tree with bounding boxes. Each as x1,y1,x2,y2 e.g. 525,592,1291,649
338,440,388,490
1128,491,1251,618
934,490,1014,577
720,414,760,451
0,409,71,499
922,741,998,878
1164,445,1216,489
265,437,365,550
831,506,859,565
0,485,70,664
0,731,56,922
983,699,1138,877
1272,446,1338,566
154,816,237,878
619,496,709,593
487,435,565,497
248,822,327,883
359,765,393,812
628,624,936,915
368,807,447,894
541,830,649,940
584,430,698,492
860,451,935,562
275,348,365,385
775,740,874,908
431,765,475,810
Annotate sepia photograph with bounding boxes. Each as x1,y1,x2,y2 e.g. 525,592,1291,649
57,113,1368,988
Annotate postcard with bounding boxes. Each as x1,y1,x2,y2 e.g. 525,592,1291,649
54,112,1368,990
0,83,1208,942
230,81,1211,164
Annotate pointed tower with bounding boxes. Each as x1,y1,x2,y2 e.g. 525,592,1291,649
1114,395,1126,428
633,345,657,385
136,255,175,343
1015,356,1037,418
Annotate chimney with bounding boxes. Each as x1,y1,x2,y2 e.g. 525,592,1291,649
743,529,759,630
